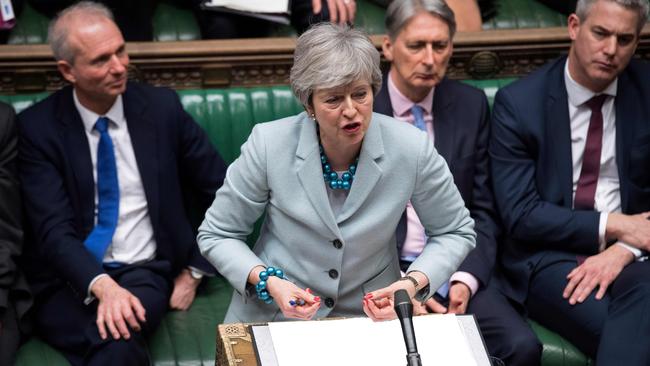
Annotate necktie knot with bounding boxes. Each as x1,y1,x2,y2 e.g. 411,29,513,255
410,105,426,131
94,117,110,133
585,94,607,112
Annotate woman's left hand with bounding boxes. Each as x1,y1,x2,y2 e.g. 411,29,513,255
362,279,417,321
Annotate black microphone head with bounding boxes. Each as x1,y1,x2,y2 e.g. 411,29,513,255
394,289,411,307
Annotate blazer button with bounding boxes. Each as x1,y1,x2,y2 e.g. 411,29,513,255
332,239,342,249
328,269,339,279
324,297,335,308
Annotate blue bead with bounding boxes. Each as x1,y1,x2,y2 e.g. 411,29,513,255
323,173,330,181
264,297,274,304
329,180,338,189
289,299,296,306
259,271,269,281
342,181,351,190
349,165,356,174
329,172,338,181
324,164,331,173
321,155,327,164
259,292,270,300
266,267,276,276
336,180,343,189
275,269,284,279
256,280,267,291
341,172,352,181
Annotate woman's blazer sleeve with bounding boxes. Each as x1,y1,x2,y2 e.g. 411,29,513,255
198,125,269,295
408,135,476,300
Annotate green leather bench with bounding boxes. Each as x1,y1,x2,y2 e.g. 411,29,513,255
3,81,591,366
6,0,568,44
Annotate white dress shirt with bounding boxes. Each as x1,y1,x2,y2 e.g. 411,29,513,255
74,91,157,300
387,71,480,296
564,61,642,258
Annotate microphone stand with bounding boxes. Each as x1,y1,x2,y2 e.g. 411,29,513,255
394,289,422,366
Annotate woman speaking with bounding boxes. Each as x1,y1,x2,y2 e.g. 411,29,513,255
198,23,475,323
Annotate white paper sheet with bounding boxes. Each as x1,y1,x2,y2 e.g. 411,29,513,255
268,314,478,366
203,0,289,14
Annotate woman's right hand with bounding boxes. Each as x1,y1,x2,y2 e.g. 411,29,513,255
266,277,321,320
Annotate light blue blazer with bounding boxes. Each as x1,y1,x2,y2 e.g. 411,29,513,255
198,112,475,323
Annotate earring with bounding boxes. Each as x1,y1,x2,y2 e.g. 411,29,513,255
310,113,316,120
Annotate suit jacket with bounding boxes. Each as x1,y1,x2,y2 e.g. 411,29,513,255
374,76,500,288
0,102,32,332
17,82,227,299
198,112,476,322
490,57,650,304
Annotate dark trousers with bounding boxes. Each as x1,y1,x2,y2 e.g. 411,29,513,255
29,0,156,41
33,261,171,366
469,285,542,366
0,304,22,365
527,253,650,366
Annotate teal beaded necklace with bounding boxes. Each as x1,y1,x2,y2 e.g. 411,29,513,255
320,144,358,190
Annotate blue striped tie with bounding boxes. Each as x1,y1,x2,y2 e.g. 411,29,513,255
410,105,427,131
84,117,119,263
411,105,450,298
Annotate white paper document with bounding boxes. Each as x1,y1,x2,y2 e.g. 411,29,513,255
268,314,478,366
203,0,289,14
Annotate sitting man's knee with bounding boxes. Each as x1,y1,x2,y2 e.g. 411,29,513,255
87,336,149,365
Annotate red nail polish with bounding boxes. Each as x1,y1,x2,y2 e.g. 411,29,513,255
314,296,321,302
365,293,373,299
306,288,313,294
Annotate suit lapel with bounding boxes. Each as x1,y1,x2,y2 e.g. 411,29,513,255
295,116,341,238
123,86,160,229
58,88,96,232
615,71,634,212
373,72,394,116
432,79,454,163
546,62,574,207
338,115,384,223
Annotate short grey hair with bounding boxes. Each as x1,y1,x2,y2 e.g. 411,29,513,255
48,1,115,64
290,23,382,109
576,0,649,34
385,0,457,40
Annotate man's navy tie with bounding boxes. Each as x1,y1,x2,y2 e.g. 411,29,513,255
84,116,119,263
410,104,449,298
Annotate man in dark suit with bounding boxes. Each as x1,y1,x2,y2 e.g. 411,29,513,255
17,2,227,365
490,0,650,364
0,102,32,366
373,1,541,365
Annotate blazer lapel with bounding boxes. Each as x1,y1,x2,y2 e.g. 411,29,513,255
58,88,95,232
338,115,384,223
432,79,454,163
546,65,574,207
295,116,341,238
123,86,160,229
373,72,394,116
615,71,634,212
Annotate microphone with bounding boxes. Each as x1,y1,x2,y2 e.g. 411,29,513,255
394,289,422,366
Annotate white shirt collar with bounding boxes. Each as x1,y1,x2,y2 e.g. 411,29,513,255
73,90,125,133
564,59,618,108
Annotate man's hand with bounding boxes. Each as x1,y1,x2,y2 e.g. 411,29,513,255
312,0,356,25
91,276,146,340
563,245,634,305
413,297,447,315
169,269,202,311
447,282,471,314
606,212,650,251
